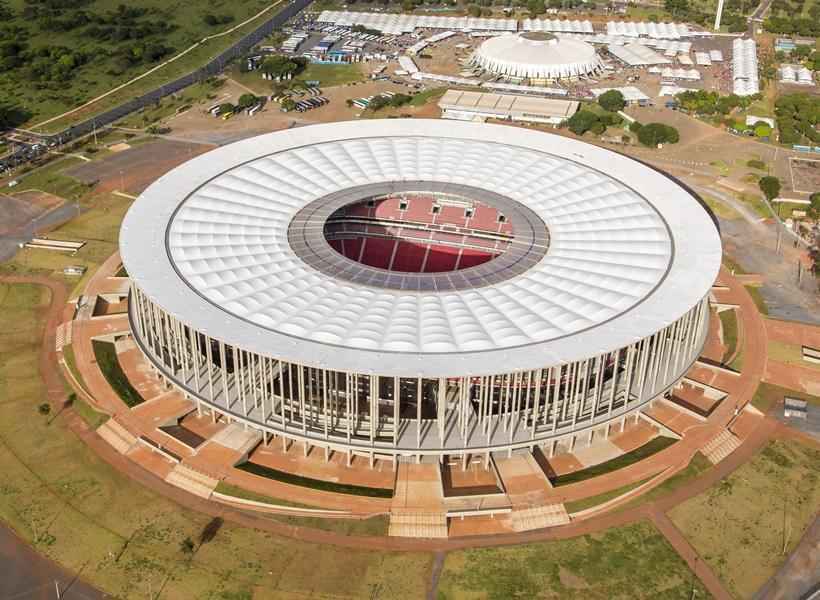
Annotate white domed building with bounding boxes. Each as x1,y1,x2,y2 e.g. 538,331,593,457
471,32,602,81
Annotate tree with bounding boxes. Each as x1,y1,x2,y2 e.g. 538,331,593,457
0,101,29,129
567,110,599,135
467,4,482,16
237,93,258,109
758,176,781,201
597,89,625,113
807,192,820,221
637,123,680,147
261,54,305,79
180,537,195,554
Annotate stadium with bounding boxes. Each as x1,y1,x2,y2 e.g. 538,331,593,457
120,119,721,466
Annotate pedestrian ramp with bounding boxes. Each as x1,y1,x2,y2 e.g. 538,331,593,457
388,510,448,538
164,463,219,499
701,429,742,464
97,418,137,454
510,504,569,532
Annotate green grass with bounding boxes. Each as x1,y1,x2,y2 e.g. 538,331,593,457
1,0,287,131
702,194,741,220
621,452,713,510
0,280,432,599
213,481,317,509
14,157,93,201
0,192,133,297
437,520,711,600
768,340,820,371
213,482,390,536
237,461,393,498
114,78,227,129
722,255,747,275
670,439,820,599
744,284,769,315
751,381,820,413
62,343,90,397
564,475,656,514
550,436,678,487
295,63,365,88
68,392,110,430
409,86,446,107
719,309,740,366
91,340,144,408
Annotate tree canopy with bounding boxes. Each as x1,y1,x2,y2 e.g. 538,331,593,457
261,55,306,79
758,176,781,201
775,93,820,146
597,89,625,113
637,123,680,147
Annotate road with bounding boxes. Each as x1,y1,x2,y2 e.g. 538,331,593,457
0,524,106,600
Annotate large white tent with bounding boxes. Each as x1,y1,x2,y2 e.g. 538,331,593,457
471,32,602,80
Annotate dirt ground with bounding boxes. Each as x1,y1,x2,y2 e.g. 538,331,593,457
0,191,78,262
163,77,438,145
66,138,213,196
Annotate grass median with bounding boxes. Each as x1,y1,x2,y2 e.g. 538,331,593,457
91,340,144,408
237,461,394,498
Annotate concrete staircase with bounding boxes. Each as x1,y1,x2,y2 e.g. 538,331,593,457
164,463,219,499
510,504,570,532
701,429,742,465
388,510,448,538
97,418,137,454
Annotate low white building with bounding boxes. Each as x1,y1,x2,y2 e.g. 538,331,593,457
438,89,578,124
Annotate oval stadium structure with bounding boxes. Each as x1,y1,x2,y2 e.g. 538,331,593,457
120,119,721,463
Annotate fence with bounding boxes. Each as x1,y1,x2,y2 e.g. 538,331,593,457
36,0,314,144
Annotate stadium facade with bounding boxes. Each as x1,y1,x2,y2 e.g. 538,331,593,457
120,120,721,464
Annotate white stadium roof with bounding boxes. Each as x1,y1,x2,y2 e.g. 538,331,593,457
120,120,721,378
471,32,602,79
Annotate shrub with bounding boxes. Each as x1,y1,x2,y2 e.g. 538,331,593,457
38,403,51,415
747,159,766,170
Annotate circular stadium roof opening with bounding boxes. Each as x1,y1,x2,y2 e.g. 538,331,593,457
322,192,517,274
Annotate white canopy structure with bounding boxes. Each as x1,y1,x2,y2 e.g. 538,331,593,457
607,43,671,66
520,18,594,33
606,21,691,39
732,38,759,96
316,10,517,34
471,32,602,80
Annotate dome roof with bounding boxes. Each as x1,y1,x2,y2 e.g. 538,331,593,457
472,32,602,79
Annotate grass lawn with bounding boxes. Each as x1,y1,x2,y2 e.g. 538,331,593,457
296,63,365,88
564,475,656,514
67,392,110,431
437,521,711,600
768,340,820,371
621,452,713,510
751,381,820,413
409,87,447,107
213,481,316,508
114,78,228,129
718,309,740,368
669,439,820,599
551,436,677,487
14,157,92,202
0,192,133,298
744,285,769,315
91,341,144,408
722,255,747,275
0,280,432,599
2,0,288,132
62,343,90,398
702,194,741,220
237,461,393,498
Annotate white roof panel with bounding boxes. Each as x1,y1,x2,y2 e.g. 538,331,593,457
121,120,720,377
